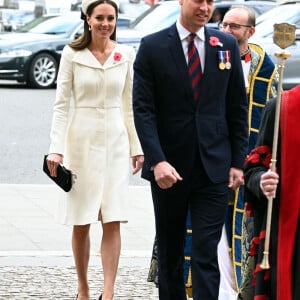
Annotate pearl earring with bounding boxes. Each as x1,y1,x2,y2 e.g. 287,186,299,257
88,25,91,31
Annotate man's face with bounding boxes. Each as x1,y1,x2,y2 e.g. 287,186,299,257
221,9,253,45
179,0,214,32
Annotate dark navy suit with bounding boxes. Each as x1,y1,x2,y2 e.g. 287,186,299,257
133,24,248,300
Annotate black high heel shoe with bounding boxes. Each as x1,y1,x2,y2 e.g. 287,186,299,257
98,294,102,300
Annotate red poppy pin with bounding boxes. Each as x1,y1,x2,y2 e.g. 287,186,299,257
209,36,223,47
113,52,122,62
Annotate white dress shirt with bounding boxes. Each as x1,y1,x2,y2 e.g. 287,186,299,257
176,20,206,72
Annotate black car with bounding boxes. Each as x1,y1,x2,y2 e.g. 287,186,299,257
0,13,83,88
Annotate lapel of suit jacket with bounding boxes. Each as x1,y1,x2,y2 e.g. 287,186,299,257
167,24,195,105
202,27,231,76
166,25,221,106
202,28,216,79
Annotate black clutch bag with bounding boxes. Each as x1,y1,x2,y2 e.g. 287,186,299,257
43,155,74,192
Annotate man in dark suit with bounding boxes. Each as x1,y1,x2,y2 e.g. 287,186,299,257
133,0,248,299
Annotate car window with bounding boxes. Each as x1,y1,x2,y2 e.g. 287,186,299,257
129,4,158,28
29,15,81,34
252,4,275,15
119,2,150,17
255,5,300,38
71,2,82,11
18,15,57,32
129,3,180,31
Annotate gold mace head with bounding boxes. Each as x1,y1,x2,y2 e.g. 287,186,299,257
273,23,296,50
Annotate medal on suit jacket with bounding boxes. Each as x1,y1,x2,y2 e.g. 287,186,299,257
225,51,231,69
218,51,225,70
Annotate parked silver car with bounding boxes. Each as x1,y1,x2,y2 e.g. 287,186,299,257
117,0,277,51
250,2,300,89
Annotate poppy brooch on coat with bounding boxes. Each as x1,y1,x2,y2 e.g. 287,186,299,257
113,52,122,63
209,36,223,47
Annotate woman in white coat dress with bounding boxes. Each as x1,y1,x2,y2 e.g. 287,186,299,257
46,0,144,299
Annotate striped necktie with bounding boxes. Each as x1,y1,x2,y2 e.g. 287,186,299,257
188,33,202,101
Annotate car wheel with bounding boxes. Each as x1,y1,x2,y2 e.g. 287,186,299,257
28,53,58,88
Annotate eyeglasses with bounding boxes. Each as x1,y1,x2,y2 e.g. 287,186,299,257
220,22,252,30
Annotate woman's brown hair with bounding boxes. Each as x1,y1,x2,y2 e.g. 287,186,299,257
70,0,118,50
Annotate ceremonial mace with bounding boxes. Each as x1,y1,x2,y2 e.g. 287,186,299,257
260,23,296,270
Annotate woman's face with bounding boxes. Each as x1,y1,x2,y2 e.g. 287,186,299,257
87,3,117,40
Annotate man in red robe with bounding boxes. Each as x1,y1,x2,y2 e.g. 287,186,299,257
244,84,300,300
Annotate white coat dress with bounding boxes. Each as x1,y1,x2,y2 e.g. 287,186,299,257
49,44,143,225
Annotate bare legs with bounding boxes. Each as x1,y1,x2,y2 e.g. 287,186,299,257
72,221,121,300
72,224,91,300
101,221,121,300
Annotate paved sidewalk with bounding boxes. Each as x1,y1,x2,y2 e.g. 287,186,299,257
0,184,159,299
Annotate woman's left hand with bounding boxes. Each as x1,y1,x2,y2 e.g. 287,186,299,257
132,155,144,175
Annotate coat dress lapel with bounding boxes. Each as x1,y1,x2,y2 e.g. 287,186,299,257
72,45,128,70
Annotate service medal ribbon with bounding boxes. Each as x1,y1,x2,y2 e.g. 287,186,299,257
225,50,231,70
218,51,225,70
